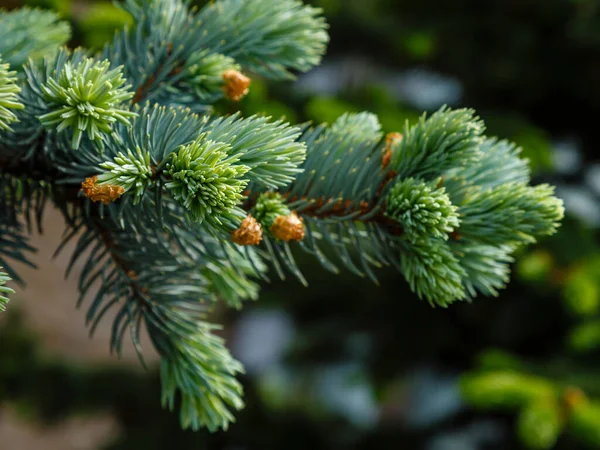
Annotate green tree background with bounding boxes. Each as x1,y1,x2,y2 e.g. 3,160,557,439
1,0,600,449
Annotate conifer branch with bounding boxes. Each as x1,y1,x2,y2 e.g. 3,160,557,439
0,0,565,432
0,267,13,312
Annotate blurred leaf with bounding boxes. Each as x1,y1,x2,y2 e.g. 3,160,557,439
78,3,133,50
476,350,527,372
568,320,600,353
243,77,269,103
403,31,437,60
377,109,420,132
517,250,554,282
236,78,298,121
461,371,556,409
569,401,600,447
518,399,562,449
305,96,360,124
24,0,71,16
543,216,599,267
313,0,342,15
563,265,600,317
355,84,398,110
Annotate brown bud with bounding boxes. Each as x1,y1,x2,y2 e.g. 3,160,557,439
270,212,305,242
223,69,251,101
232,215,263,246
563,387,587,412
81,176,125,205
382,132,403,170
127,270,138,280
450,230,462,241
436,176,446,189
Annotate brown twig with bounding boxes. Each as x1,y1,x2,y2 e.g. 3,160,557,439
132,42,186,104
95,219,150,296
242,191,404,235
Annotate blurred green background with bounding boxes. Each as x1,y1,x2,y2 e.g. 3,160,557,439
2,0,600,449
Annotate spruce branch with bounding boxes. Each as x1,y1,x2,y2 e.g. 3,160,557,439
202,248,264,308
452,242,515,298
57,204,252,430
0,8,70,68
182,50,242,103
0,267,14,312
386,177,459,243
97,147,153,204
194,0,329,79
156,321,245,432
108,0,328,108
78,213,246,432
458,183,564,247
0,0,566,433
401,238,467,307
38,58,136,149
253,192,292,229
200,114,307,188
165,135,250,228
243,108,563,305
0,57,23,131
109,0,198,105
390,106,485,179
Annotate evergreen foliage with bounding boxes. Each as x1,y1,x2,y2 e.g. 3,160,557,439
182,50,240,103
253,193,291,229
386,177,459,242
400,238,467,307
0,8,70,67
0,0,564,432
38,58,136,149
0,57,23,131
389,107,484,179
0,268,13,312
98,147,153,204
165,136,250,227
